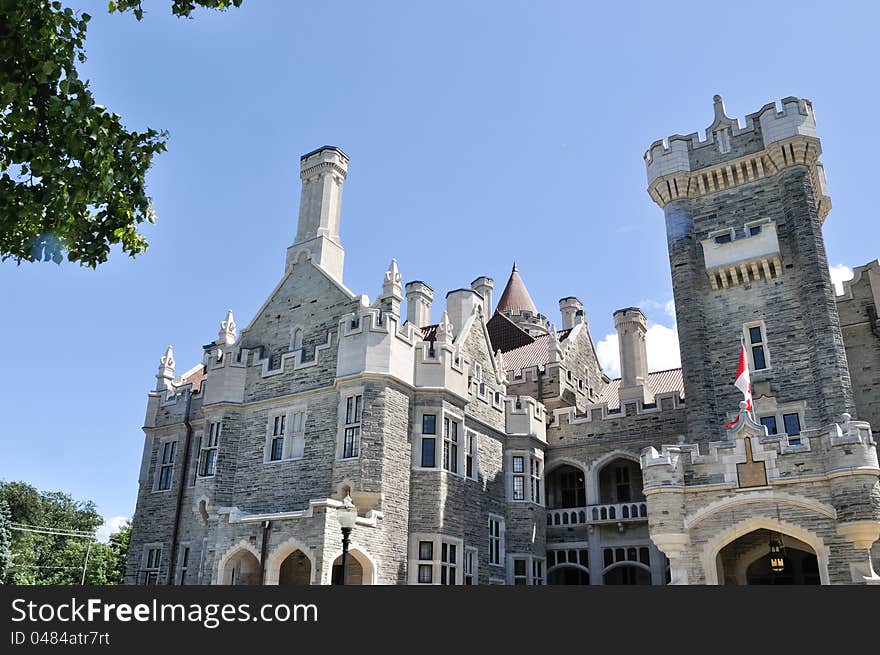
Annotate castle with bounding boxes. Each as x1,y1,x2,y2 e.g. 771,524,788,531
125,95,880,585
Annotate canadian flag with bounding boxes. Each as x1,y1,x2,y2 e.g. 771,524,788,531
725,339,753,428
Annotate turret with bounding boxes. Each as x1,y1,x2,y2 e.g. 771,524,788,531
471,276,494,317
378,259,403,316
445,288,483,340
614,307,652,405
286,146,350,282
559,296,584,330
405,281,434,327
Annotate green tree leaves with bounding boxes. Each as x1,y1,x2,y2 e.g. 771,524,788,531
0,1,243,267
0,499,11,584
0,481,130,585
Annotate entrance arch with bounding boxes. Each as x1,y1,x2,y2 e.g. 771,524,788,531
602,562,652,585
323,546,376,585
548,564,590,585
702,517,830,585
265,536,316,585
218,544,261,585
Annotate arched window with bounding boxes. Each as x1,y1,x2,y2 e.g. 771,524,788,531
291,328,303,351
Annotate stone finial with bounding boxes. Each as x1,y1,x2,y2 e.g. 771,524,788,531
218,309,237,345
495,349,506,375
548,324,563,363
156,345,175,391
712,94,729,123
437,310,454,345
382,259,403,299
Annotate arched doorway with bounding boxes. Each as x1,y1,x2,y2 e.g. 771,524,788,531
222,549,261,585
331,553,365,584
548,565,590,585
716,528,820,585
603,563,652,585
278,550,312,585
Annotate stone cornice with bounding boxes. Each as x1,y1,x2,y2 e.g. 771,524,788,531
646,135,831,223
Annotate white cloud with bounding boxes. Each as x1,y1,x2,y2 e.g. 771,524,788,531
597,299,682,378
96,516,128,544
829,264,853,295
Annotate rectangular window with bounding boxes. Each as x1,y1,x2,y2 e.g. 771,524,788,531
158,441,176,490
465,432,476,479
417,540,434,584
749,224,762,236
421,437,436,468
270,436,284,461
342,394,362,459
714,232,732,244
513,476,525,501
464,547,477,585
200,421,221,477
489,517,504,566
440,542,457,585
143,547,161,585
177,546,190,585
532,559,545,585
783,413,801,436
422,414,436,435
512,456,524,473
289,410,306,459
760,416,778,435
615,466,631,503
747,325,768,370
530,458,542,504
443,418,458,473
513,558,527,585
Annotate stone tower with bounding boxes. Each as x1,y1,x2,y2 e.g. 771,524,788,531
645,96,854,441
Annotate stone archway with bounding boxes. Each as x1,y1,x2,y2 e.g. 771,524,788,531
548,564,590,585
602,562,652,585
716,528,820,585
278,550,312,585
323,546,376,585
218,545,261,585
702,517,830,585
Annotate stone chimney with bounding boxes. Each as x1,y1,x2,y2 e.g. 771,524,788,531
559,297,584,330
405,281,434,327
445,288,484,340
471,277,495,317
286,146,349,282
613,307,653,404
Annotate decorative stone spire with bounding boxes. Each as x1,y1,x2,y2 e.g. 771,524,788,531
379,258,404,316
156,345,175,391
436,310,454,345
218,309,237,345
496,262,539,316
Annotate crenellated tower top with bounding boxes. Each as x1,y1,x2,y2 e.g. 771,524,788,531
644,95,830,221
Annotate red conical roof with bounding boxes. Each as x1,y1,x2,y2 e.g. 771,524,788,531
495,262,539,316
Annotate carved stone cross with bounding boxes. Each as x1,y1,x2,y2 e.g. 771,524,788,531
736,437,768,488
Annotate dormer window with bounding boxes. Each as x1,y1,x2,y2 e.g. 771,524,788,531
749,224,762,236
714,232,732,245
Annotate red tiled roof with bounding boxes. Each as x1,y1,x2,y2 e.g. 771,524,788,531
496,262,539,316
176,365,207,393
487,312,534,353
500,329,572,372
598,368,684,409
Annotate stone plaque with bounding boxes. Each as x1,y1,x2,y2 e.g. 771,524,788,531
737,437,768,488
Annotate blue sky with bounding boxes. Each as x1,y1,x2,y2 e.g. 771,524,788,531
2,1,878,534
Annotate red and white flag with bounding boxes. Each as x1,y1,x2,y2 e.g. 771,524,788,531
725,338,752,428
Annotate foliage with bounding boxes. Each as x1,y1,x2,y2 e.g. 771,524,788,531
0,498,11,584
0,481,130,585
0,0,242,267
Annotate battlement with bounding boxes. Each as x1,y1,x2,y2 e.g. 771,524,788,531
640,406,878,493
505,395,546,442
645,95,817,184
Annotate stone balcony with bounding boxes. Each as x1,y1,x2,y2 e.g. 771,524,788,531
701,222,782,290
547,501,648,528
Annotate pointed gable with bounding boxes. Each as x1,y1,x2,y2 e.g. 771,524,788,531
496,262,539,316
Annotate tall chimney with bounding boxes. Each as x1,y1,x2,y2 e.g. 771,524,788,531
613,307,653,404
445,288,484,339
559,297,584,330
286,146,349,281
471,277,495,317
405,281,434,327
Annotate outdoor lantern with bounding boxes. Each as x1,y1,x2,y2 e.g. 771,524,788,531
768,534,785,573
337,494,358,531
